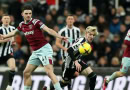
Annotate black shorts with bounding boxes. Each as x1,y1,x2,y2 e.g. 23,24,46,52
62,60,89,81
0,54,14,65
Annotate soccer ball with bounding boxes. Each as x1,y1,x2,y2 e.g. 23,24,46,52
79,42,92,55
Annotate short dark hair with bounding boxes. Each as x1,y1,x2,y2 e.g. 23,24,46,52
22,4,33,12
67,14,74,17
2,14,10,18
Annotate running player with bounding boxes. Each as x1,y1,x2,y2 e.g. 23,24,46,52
0,14,16,90
103,29,130,90
45,26,98,90
0,5,67,90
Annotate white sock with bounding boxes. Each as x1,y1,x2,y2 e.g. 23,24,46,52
24,86,31,90
54,82,62,90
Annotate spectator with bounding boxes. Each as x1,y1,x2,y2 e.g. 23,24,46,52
111,57,120,67
57,16,65,29
83,15,93,27
97,56,108,67
96,34,109,58
119,24,127,43
103,28,114,43
90,6,98,23
95,15,108,32
110,34,122,56
123,15,130,29
109,16,121,34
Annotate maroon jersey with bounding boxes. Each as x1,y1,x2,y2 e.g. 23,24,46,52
17,18,48,51
123,29,130,57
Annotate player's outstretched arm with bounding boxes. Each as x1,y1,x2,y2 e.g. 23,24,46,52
0,30,18,40
56,38,68,51
0,38,11,43
42,25,68,41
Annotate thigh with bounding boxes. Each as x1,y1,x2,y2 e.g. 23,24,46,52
24,64,38,73
120,57,130,73
0,54,13,64
36,44,54,66
62,67,76,81
7,58,16,70
28,53,42,66
78,60,89,73
81,67,93,76
44,64,54,73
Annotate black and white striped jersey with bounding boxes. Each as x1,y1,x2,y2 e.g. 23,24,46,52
58,26,81,60
0,25,15,57
65,37,87,68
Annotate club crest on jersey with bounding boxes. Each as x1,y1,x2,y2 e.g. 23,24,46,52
29,24,33,29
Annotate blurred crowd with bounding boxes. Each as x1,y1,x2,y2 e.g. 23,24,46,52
0,0,130,71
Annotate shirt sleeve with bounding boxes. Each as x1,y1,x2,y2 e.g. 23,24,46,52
67,38,84,61
35,20,45,29
17,23,22,31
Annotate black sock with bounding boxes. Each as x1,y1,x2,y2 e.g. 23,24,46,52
8,70,15,86
88,72,97,90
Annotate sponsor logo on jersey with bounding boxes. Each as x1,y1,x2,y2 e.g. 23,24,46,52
24,30,34,35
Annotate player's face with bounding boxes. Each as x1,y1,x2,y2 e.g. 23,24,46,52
86,31,95,43
22,10,32,21
2,16,10,26
66,16,75,26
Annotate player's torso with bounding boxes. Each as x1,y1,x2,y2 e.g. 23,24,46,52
20,21,47,50
71,37,86,59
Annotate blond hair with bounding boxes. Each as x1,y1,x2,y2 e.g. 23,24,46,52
86,26,98,36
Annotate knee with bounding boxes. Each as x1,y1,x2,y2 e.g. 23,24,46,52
23,70,31,78
10,67,15,71
119,72,125,77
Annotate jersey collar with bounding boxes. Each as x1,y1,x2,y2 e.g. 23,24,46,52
2,24,10,28
66,25,74,29
24,18,32,24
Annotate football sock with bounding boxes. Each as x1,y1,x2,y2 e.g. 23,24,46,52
108,72,117,82
54,82,62,90
88,72,97,90
24,86,31,90
8,70,15,86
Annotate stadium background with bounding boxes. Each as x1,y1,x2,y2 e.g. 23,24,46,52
0,0,130,90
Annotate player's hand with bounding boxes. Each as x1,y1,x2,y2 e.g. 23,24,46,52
64,48,68,52
75,60,82,72
0,34,5,40
61,36,68,42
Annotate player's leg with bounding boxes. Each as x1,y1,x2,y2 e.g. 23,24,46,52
79,60,96,90
6,57,16,90
43,64,62,90
104,57,129,83
23,64,37,90
49,62,72,90
39,44,62,90
81,67,97,90
23,52,41,90
103,57,130,90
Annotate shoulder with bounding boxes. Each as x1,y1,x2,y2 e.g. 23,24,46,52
59,27,66,33
32,19,40,25
18,21,24,28
73,26,80,31
9,26,15,29
77,37,85,42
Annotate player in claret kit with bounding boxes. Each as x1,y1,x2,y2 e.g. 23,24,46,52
103,29,130,90
0,5,67,90
45,26,98,90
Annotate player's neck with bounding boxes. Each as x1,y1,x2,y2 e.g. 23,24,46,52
2,24,9,27
67,25,73,29
24,18,32,24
